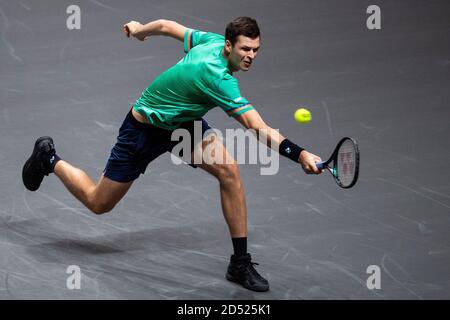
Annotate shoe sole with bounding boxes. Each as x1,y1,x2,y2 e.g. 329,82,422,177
226,272,270,292
22,136,53,191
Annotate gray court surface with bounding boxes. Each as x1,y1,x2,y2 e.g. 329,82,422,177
0,0,449,300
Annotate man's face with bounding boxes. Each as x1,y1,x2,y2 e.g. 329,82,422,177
225,35,260,72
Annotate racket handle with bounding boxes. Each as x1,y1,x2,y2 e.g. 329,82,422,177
315,162,325,170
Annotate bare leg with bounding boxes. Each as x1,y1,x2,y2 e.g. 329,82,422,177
54,160,133,214
190,134,270,292
193,135,247,237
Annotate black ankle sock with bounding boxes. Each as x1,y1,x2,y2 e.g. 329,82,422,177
232,237,247,257
48,154,61,172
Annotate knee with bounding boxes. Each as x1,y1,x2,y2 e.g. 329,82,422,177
216,164,241,188
90,201,115,215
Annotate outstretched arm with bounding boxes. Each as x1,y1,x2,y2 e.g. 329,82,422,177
231,108,322,174
123,19,187,42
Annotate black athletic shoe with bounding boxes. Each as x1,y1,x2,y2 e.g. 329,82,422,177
226,253,269,292
22,136,56,191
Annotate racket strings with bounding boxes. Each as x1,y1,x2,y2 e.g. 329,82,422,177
336,140,357,187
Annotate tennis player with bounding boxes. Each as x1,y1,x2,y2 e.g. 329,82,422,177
22,17,322,292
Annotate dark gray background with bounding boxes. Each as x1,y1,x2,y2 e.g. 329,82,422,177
0,0,449,299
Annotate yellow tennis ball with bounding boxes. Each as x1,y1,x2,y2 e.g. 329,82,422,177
294,108,311,123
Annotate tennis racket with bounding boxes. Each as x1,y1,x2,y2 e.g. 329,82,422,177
316,137,359,188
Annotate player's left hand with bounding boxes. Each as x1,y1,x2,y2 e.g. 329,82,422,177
299,150,323,175
123,21,148,41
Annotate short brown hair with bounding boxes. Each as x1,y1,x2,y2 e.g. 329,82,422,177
225,17,260,45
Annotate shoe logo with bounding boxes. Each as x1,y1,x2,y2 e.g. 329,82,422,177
50,155,55,164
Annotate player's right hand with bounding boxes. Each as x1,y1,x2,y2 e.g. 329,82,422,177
299,150,322,175
123,21,147,41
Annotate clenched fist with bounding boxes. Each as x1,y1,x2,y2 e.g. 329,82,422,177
123,21,148,41
299,150,323,175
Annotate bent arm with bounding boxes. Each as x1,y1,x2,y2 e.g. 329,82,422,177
123,19,187,42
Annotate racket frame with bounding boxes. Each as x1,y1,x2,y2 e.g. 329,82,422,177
317,137,359,188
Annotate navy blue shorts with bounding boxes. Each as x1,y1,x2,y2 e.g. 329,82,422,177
104,109,212,183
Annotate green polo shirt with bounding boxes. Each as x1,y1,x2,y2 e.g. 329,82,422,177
132,28,254,130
